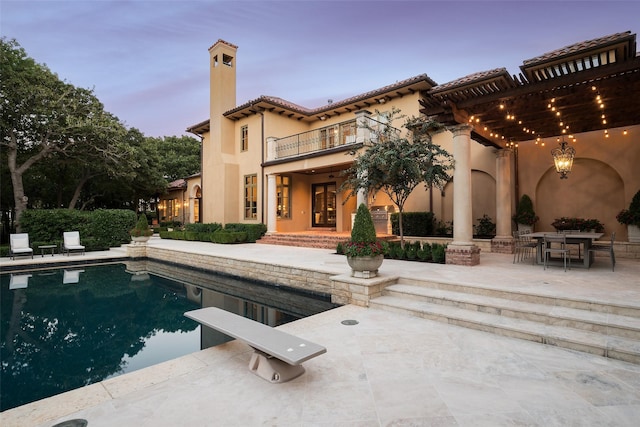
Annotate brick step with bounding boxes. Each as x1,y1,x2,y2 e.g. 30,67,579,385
257,234,349,249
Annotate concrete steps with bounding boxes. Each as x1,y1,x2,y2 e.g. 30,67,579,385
369,279,640,364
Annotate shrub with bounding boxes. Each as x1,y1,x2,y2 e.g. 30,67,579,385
431,243,446,263
343,204,385,257
474,214,496,237
434,220,453,236
405,241,418,260
130,213,153,237
224,223,267,242
513,194,538,226
211,230,247,244
19,209,136,249
417,243,432,262
390,212,435,236
617,189,640,226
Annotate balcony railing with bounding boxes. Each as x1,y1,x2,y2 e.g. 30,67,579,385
271,116,401,161
274,120,358,160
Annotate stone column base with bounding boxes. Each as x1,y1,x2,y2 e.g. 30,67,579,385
446,244,481,266
126,243,147,259
491,237,514,254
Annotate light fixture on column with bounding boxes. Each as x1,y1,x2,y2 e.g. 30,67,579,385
551,137,576,179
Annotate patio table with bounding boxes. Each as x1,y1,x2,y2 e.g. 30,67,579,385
524,232,604,268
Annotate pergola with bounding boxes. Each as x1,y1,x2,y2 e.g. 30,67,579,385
420,31,640,148
418,31,640,265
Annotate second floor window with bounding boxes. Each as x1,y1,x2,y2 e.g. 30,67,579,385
241,125,248,151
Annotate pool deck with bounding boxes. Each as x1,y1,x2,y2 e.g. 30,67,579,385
2,238,640,426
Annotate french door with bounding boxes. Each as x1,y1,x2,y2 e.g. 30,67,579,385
312,183,336,227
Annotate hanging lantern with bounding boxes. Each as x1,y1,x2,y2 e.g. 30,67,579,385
551,138,576,179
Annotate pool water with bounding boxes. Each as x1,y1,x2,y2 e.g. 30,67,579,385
0,263,335,411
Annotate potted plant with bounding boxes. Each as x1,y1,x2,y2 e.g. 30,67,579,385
616,189,640,243
512,194,538,232
130,213,154,244
343,203,385,278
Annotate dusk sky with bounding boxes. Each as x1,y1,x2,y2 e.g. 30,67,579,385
2,1,638,138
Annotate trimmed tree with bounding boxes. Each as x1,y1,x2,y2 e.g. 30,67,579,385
340,108,453,248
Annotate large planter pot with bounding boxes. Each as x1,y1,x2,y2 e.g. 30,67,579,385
517,223,533,233
347,254,384,279
131,235,151,245
628,224,640,243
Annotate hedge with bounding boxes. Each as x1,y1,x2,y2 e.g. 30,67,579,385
390,212,435,237
18,209,136,251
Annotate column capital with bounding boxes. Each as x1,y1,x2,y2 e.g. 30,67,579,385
496,148,513,159
448,123,474,138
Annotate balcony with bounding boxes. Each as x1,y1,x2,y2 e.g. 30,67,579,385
273,120,358,160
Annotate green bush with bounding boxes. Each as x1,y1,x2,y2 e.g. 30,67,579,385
474,214,496,238
417,242,432,262
184,223,222,233
390,212,435,236
18,209,136,250
351,204,377,244
432,243,446,263
91,209,137,246
167,230,186,240
405,241,420,260
211,230,247,244
224,223,267,242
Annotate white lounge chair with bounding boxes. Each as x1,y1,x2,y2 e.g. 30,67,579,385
9,233,33,260
62,231,85,256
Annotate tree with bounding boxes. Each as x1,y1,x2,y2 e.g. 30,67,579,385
0,38,128,229
340,108,453,248
150,135,201,182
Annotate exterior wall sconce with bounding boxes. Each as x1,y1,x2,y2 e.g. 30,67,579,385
320,115,326,121
551,138,576,179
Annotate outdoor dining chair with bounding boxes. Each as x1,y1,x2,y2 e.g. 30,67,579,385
543,233,571,272
588,232,616,271
513,230,536,264
562,229,582,259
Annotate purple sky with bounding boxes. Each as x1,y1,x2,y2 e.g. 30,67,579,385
2,1,638,138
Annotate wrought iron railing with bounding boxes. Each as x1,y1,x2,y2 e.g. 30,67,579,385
274,120,357,159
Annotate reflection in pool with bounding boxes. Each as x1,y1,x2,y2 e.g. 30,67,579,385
1,262,336,411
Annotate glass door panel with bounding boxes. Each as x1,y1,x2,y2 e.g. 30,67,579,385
312,183,336,227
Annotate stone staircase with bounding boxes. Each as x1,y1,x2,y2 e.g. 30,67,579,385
369,278,640,365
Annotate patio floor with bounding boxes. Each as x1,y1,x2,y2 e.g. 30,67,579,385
1,238,639,426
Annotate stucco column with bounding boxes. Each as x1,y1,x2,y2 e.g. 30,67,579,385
446,124,480,265
491,148,514,254
266,173,277,234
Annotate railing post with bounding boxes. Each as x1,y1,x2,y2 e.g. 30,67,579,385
266,137,277,161
355,110,372,144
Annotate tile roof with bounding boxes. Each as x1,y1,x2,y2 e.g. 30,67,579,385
430,68,510,93
522,31,632,66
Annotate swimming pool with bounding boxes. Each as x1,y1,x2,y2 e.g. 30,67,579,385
0,262,336,411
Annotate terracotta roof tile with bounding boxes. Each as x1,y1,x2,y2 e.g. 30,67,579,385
225,74,436,117
430,68,509,93
522,31,632,66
